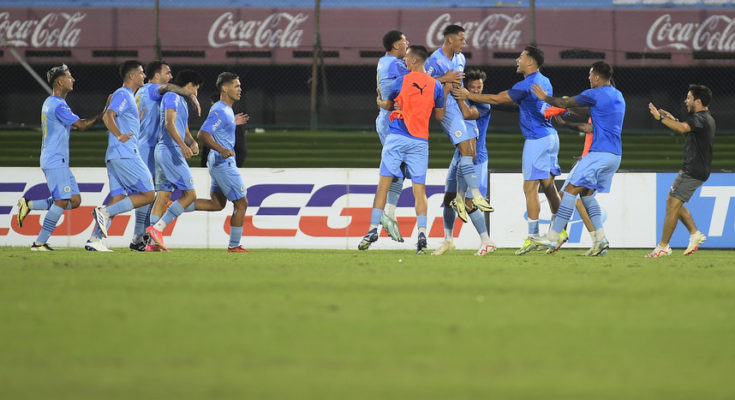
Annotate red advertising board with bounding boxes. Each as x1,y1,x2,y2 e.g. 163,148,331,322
2,7,734,65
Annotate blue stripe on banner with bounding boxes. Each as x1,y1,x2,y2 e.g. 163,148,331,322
257,207,301,216
0,206,12,215
0,183,26,192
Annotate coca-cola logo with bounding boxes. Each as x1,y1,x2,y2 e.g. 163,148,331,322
0,12,84,48
426,13,524,50
208,11,307,48
646,14,735,51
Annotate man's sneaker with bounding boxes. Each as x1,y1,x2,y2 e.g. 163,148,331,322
146,225,168,251
684,231,706,256
515,236,542,255
416,232,428,254
85,239,113,252
590,238,610,256
380,213,404,242
450,198,468,223
432,240,456,255
530,235,558,250
475,242,497,256
92,206,110,237
580,247,595,256
227,245,250,253
646,245,672,258
472,196,494,213
31,242,54,251
17,198,30,228
129,239,147,252
546,229,569,254
358,228,378,250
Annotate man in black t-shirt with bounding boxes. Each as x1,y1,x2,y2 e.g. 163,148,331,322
647,84,715,258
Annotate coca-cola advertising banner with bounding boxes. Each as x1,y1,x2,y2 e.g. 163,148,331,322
2,8,734,66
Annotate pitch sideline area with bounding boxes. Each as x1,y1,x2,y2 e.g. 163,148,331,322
1,248,733,399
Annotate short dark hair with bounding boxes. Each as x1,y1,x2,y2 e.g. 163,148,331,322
408,45,429,63
382,30,404,52
173,69,203,87
119,60,143,80
465,68,487,83
145,60,169,79
216,72,239,91
46,64,69,85
442,24,465,37
524,45,544,68
591,61,613,81
688,84,712,107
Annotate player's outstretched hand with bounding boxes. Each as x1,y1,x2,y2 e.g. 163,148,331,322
235,113,249,126
451,87,469,100
531,84,548,101
647,102,661,119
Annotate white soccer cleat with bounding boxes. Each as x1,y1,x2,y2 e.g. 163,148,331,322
515,236,543,255
92,206,110,238
475,242,497,256
646,245,672,258
85,239,113,252
432,240,456,255
546,229,569,254
380,213,404,243
684,231,706,256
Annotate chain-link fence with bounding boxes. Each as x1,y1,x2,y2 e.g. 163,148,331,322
1,61,733,134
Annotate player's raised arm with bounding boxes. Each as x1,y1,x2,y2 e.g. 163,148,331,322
648,102,691,135
159,83,201,116
452,87,514,105
532,84,580,108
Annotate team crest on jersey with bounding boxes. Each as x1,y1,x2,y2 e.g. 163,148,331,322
240,185,245,193
189,177,194,184
454,130,462,138
63,185,71,193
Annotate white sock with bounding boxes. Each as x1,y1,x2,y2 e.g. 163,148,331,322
384,203,396,219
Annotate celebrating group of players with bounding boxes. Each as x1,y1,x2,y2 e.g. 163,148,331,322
18,61,250,253
362,24,714,257
18,23,715,257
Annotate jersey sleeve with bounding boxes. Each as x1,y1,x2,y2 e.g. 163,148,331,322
685,113,706,135
161,92,179,111
108,91,127,114
424,57,445,79
433,81,445,109
387,60,408,79
472,101,491,118
201,108,222,133
575,88,597,107
147,83,163,102
507,80,528,103
54,103,80,126
387,76,403,100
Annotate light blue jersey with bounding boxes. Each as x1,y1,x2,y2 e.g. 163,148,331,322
136,83,163,148
472,101,491,164
426,48,470,143
106,86,140,160
159,92,189,148
376,54,408,144
507,71,557,140
201,100,237,168
40,96,79,169
575,85,625,155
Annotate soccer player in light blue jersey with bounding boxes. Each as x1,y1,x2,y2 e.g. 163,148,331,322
453,46,563,256
128,60,201,251
374,30,410,242
145,70,203,251
426,25,494,224
531,61,626,256
87,61,156,251
192,72,250,253
434,68,496,256
16,64,102,251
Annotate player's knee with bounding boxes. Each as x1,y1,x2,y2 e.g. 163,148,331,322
233,197,247,211
141,191,156,203
70,196,82,209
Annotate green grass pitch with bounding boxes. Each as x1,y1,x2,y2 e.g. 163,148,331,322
1,247,734,399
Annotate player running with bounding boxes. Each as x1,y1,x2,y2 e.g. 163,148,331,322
17,64,102,251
